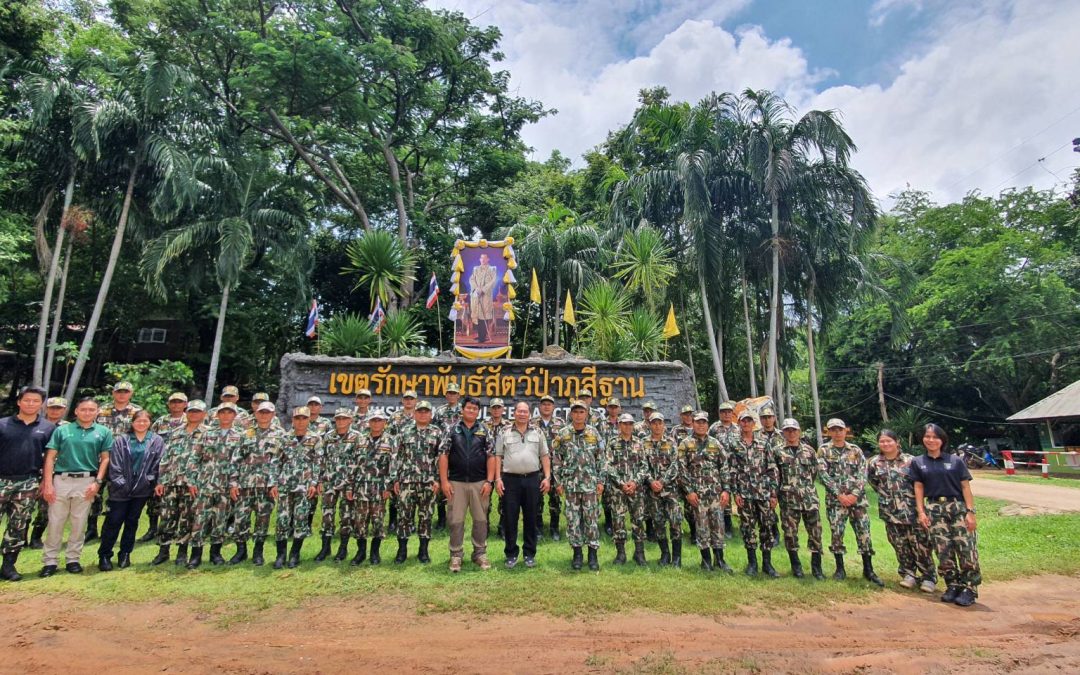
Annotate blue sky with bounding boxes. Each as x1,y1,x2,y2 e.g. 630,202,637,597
432,0,1080,204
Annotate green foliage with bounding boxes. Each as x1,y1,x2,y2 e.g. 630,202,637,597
98,361,195,417
611,225,677,310
318,313,378,358
342,231,417,311
578,280,631,360
379,310,426,358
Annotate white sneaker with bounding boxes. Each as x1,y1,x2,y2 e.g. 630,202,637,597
899,574,917,589
920,579,937,593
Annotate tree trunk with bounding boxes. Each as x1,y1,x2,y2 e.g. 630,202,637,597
205,281,231,401
33,179,69,385
765,195,780,399
64,163,138,402
32,187,58,276
698,266,729,402
43,236,74,391
680,294,699,406
805,285,824,447
553,275,562,347
541,280,548,349
381,141,414,305
740,267,758,397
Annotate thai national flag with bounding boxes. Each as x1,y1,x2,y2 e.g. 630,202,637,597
425,272,440,309
368,297,386,334
305,299,319,338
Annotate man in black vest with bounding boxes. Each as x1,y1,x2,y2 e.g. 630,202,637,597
438,396,495,573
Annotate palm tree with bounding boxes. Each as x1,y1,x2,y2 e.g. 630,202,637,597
342,230,416,312
578,279,631,359
611,224,677,311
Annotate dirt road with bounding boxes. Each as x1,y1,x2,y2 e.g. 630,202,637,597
972,474,1080,513
2,574,1079,673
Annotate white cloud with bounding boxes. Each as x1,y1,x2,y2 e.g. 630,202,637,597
868,0,925,27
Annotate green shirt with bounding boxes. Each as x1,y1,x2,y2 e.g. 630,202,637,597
47,422,113,473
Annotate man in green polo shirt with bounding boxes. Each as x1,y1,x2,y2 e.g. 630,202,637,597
40,398,112,576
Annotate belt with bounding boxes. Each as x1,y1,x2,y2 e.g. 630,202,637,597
502,470,540,477
55,472,94,478
928,496,962,503
0,474,36,481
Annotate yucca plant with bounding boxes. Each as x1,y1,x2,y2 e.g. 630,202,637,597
342,230,416,310
578,279,631,359
380,310,425,357
611,225,677,311
318,313,378,357
625,308,665,360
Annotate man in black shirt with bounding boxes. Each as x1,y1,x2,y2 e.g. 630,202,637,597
438,396,495,573
0,386,55,581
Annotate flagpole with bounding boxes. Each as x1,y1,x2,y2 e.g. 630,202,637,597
436,293,444,353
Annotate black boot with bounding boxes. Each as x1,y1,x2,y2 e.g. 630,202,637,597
587,546,599,571
436,502,446,530
151,545,171,566
0,552,22,581
687,512,698,543
369,537,382,565
788,550,804,578
571,546,583,570
314,535,333,562
98,555,114,572
418,538,431,564
744,547,759,576
228,541,248,565
394,537,408,564
810,552,825,580
658,539,671,566
713,547,732,573
209,544,225,565
862,553,884,587
28,525,45,550
333,535,350,562
603,506,613,536
174,544,188,567
761,549,779,578
117,552,131,569
723,512,734,539
671,538,682,568
252,539,265,566
633,541,647,566
699,547,713,571
85,518,98,543
550,514,561,541
137,514,159,544
273,540,287,569
186,546,203,569
613,541,627,565
833,553,846,581
387,503,397,532
645,519,656,542
351,537,367,565
287,538,303,568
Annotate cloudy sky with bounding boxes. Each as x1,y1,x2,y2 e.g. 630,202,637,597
430,0,1079,205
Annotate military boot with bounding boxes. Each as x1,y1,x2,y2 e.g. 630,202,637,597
658,538,671,566
369,537,382,565
287,538,303,568
833,553,846,580
186,546,203,570
571,546,583,570
862,554,884,587
436,502,447,530
723,512,734,539
699,547,713,571
671,538,682,568
28,525,45,550
117,553,131,569
761,549,779,578
150,545,171,566
0,552,22,581
788,550,804,578
550,514,561,541
273,540,287,569
174,544,188,567
333,535,350,562
314,535,333,562
712,547,732,573
394,537,408,564
208,544,225,566
417,538,431,564
687,513,697,543
810,552,825,580
387,503,398,532
744,547,759,576
645,519,656,542
137,514,159,544
252,539,265,566
613,540,627,565
603,506,614,537
633,541,647,567
351,537,367,565
228,542,248,565
587,546,600,571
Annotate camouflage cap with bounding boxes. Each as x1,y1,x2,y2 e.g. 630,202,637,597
826,418,847,429
539,394,555,403
446,382,461,394
217,402,238,413
760,406,776,417
718,401,735,412
738,410,755,421
415,400,433,412
617,413,635,424
402,390,418,399
489,398,505,408
113,381,134,392
605,398,621,408
168,392,188,403
333,407,355,418
292,406,311,418
186,400,207,412
255,401,276,413
252,392,270,402
649,412,666,422
579,388,594,397
569,399,587,410
368,408,389,421
306,395,323,405
221,385,240,397
642,400,657,410
680,404,695,414
356,388,372,397
692,411,710,422
781,417,801,430
46,396,68,408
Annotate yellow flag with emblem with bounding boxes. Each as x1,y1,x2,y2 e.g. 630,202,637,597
530,268,541,304
663,303,680,339
563,290,576,326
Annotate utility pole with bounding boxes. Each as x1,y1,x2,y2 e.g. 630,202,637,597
876,362,889,423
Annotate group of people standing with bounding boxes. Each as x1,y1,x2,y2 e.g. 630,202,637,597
0,382,981,607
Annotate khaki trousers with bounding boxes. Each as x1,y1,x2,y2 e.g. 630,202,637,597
448,480,489,558
43,474,95,566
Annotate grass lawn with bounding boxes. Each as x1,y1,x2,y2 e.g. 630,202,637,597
977,470,1080,489
3,490,1078,621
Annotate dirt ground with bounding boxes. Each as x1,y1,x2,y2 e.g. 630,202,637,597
2,574,1078,674
971,472,1080,513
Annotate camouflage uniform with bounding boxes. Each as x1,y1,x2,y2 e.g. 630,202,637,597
0,477,38,555
308,415,332,438
190,425,244,546
93,403,142,525
433,402,463,431
728,434,779,550
389,408,416,433
229,425,284,542
677,433,730,549
483,417,512,527
532,415,566,523
320,428,361,538
671,423,694,447
643,435,682,538
350,409,372,434
818,442,874,555
157,425,202,546
868,452,936,582
551,425,606,549
605,436,650,544
146,414,186,531
775,441,823,553
350,431,393,539
708,420,737,447
206,406,253,430
275,432,322,541
391,422,442,540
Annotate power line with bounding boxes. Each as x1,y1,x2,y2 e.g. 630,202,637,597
901,308,1080,340
823,342,1080,374
823,391,880,418
883,393,1036,427
992,140,1074,192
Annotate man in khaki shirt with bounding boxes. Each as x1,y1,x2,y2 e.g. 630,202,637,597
494,401,551,569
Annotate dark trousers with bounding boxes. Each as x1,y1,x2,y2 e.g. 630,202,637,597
501,471,540,559
98,497,148,559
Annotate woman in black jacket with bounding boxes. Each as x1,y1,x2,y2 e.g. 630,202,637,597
98,410,165,570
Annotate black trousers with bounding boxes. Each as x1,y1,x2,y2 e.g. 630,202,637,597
98,497,149,558
501,471,540,559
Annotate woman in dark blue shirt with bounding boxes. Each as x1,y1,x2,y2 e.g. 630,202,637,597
98,410,164,570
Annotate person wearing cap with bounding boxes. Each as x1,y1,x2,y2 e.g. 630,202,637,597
551,399,606,571
817,418,883,585
208,386,252,429
39,397,111,577
439,396,495,572
390,390,419,430
757,405,784,550
139,392,189,545
643,412,682,567
347,409,394,566
605,413,650,566
676,411,732,572
27,397,67,549
270,407,324,569
305,396,332,437
708,402,737,445
249,393,283,430
0,386,54,581
577,388,603,429
532,394,565,540
150,400,206,567
671,404,698,545
185,402,245,568
595,398,622,539
433,383,463,431
313,408,361,564
728,410,780,577
494,401,551,569
634,402,657,439
869,429,936,593
88,382,141,542
43,397,68,426
226,401,286,566
484,399,512,538
774,418,825,580
390,401,442,565
351,389,373,433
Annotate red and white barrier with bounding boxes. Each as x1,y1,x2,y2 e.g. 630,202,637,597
997,449,1078,478
1002,450,1016,476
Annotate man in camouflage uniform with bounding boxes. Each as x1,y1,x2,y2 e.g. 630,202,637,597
605,414,650,566
670,404,696,544
28,397,68,550
272,406,322,569
644,412,682,567
150,400,206,567
208,385,253,429
140,392,188,545
708,401,738,538
346,409,393,566
433,383,463,430
314,408,360,563
757,406,783,550
391,401,441,565
227,401,284,566
391,390,419,430
0,386,53,581
351,388,373,433
305,396,333,437
187,402,244,569
89,381,141,542
250,393,282,430
818,418,882,585
596,397,622,537
868,435,935,591
678,411,732,572
532,394,565,540
484,399,512,538
728,410,780,577
774,418,825,579
634,402,657,439
551,400,606,571
578,388,604,429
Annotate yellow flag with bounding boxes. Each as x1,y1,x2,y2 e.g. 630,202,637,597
530,268,541,304
663,303,680,339
563,290,576,326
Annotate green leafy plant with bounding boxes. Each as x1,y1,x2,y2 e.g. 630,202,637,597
96,360,195,417
342,230,416,310
379,310,425,357
318,313,378,357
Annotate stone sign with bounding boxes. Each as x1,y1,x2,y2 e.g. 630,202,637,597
277,353,697,419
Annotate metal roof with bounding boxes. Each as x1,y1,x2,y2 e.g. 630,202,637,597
1007,380,1080,422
